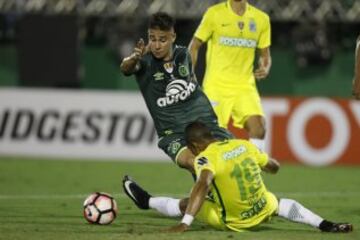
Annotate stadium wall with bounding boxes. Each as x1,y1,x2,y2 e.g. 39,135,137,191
0,88,359,166
0,45,355,98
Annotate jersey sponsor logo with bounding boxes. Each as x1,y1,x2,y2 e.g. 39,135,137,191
219,36,257,48
157,79,196,107
249,19,257,32
222,145,247,160
163,62,174,74
153,72,165,81
240,197,266,220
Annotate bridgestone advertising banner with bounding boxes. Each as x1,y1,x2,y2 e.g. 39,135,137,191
0,89,359,166
0,88,163,161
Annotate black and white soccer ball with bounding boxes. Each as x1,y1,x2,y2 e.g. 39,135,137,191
83,192,118,225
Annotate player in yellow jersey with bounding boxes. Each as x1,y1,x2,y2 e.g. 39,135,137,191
123,122,353,233
189,0,271,152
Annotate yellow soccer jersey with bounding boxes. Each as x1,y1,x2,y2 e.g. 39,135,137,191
195,0,271,89
194,139,270,229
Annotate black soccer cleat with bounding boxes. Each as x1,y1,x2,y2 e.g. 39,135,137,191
122,175,152,210
320,220,353,233
328,223,353,233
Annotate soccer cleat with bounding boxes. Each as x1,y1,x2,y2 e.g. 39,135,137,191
327,223,353,233
122,175,152,210
320,220,353,233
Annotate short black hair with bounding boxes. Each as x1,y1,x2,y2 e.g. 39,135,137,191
185,121,213,146
149,12,175,31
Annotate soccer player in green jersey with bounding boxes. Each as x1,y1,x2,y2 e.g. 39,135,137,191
353,35,360,100
123,122,353,233
120,12,232,173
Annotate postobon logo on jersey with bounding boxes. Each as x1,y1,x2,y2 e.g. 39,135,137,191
157,79,196,107
223,145,247,161
219,36,257,48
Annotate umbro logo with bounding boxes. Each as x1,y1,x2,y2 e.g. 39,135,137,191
153,72,164,81
221,23,231,27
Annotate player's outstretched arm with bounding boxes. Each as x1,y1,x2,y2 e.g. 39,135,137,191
254,47,272,80
164,169,213,233
120,38,147,75
262,157,280,174
188,37,204,72
352,35,360,100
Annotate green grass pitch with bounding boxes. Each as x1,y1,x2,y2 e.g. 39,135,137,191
0,157,359,240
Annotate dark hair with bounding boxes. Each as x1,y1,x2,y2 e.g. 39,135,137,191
149,12,175,31
185,121,213,146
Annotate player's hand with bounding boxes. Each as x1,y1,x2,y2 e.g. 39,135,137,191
131,38,148,61
254,67,269,80
162,223,189,233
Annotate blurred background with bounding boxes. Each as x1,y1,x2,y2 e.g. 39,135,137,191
0,0,359,166
0,0,359,93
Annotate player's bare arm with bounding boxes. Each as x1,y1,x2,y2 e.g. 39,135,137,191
254,47,272,80
165,169,213,233
120,38,147,75
188,37,204,71
352,35,360,100
261,157,280,174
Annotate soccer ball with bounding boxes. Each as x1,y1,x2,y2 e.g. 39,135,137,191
83,192,118,225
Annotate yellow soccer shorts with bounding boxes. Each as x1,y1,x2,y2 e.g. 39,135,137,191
204,84,264,129
196,199,227,230
196,191,278,232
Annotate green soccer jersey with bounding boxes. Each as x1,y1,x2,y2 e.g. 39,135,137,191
134,45,218,137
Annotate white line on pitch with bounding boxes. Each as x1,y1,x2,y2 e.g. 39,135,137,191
0,192,359,200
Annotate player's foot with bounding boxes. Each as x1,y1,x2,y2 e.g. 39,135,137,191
122,175,152,210
319,220,353,233
328,223,353,233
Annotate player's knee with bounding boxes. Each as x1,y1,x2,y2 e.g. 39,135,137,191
248,125,266,139
245,116,266,139
177,156,195,173
176,149,195,173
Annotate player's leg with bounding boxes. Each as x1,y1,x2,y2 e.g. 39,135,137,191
277,198,353,233
122,175,225,227
169,195,241,231
245,115,266,151
122,175,183,217
194,199,227,230
158,135,195,173
232,86,266,152
176,148,196,174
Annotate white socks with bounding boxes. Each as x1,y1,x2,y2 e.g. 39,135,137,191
250,138,265,152
149,197,182,217
278,198,323,228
